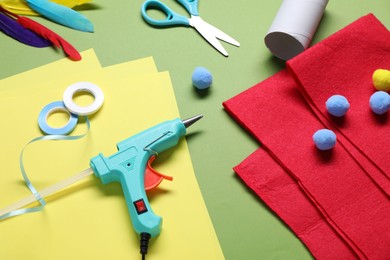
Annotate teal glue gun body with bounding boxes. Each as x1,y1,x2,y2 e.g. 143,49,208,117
89,116,202,239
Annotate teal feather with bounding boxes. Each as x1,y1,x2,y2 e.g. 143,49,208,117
26,0,94,32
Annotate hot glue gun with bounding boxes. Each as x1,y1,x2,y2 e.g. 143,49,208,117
0,115,203,259
90,114,203,258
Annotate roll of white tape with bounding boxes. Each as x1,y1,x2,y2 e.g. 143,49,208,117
38,101,78,135
63,82,104,116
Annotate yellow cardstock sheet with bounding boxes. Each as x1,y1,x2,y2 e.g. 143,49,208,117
0,50,224,260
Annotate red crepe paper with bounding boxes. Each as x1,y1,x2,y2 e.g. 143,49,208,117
223,14,390,259
287,13,390,182
224,69,390,259
235,149,358,260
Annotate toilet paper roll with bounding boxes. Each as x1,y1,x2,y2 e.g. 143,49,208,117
264,0,329,60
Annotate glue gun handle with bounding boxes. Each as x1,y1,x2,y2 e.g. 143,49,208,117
119,164,162,237
90,154,162,238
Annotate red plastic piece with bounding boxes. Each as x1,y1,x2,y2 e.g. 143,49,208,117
144,155,173,191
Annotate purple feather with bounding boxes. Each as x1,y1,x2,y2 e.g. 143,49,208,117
0,12,51,48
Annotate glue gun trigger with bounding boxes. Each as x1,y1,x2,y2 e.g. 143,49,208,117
144,155,173,191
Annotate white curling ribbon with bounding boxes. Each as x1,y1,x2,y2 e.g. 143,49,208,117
264,0,329,60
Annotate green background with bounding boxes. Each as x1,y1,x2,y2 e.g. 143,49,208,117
1,1,389,259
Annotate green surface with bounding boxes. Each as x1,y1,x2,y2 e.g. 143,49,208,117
1,1,390,259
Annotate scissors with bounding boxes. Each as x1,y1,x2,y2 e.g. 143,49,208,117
141,0,240,57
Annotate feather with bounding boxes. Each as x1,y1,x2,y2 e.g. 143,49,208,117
0,6,81,60
26,0,94,32
54,0,92,7
17,16,82,60
0,0,91,16
0,1,37,16
0,11,51,47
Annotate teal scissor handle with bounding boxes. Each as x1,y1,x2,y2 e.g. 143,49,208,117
176,0,199,16
141,0,190,27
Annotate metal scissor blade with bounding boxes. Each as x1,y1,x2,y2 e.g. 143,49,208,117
199,19,240,47
190,16,231,56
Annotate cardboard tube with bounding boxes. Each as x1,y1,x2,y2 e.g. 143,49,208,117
264,0,329,60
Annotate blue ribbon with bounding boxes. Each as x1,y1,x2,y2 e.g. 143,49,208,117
0,116,90,220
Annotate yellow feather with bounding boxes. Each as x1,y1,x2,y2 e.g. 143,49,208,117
54,0,91,7
0,0,37,15
0,0,91,16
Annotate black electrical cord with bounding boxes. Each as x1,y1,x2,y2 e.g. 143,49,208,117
140,232,151,260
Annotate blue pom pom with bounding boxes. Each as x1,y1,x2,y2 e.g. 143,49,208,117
192,67,213,90
369,91,390,115
313,129,337,150
325,95,350,117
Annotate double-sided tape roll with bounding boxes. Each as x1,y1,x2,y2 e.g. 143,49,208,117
38,101,78,135
63,82,104,116
38,82,104,135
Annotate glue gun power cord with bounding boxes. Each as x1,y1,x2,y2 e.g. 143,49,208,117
140,232,151,260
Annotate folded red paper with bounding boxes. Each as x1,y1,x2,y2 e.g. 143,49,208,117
223,15,390,260
235,148,358,260
287,13,390,187
224,69,390,259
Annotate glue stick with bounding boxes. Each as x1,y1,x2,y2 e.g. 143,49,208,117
264,0,329,60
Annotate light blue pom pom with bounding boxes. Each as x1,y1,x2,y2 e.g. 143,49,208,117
192,67,213,90
313,129,337,150
325,95,350,117
369,91,390,115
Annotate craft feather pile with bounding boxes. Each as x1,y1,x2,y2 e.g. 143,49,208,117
26,0,94,32
0,0,94,61
0,9,51,47
0,0,92,15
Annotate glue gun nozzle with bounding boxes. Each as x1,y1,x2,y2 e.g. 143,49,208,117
182,114,203,128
